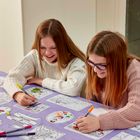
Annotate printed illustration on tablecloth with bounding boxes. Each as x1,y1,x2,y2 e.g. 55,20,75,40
65,122,112,140
110,132,140,140
0,92,12,105
7,113,39,126
130,124,140,133
23,125,65,140
25,86,52,99
46,111,74,123
47,95,91,111
14,102,49,113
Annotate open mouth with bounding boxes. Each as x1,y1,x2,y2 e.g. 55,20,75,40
46,55,55,59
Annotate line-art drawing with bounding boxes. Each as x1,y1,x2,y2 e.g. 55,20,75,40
47,95,91,111
23,125,65,140
65,122,112,139
46,111,74,123
25,86,52,99
110,132,140,140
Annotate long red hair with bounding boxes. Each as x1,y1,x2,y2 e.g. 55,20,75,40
86,31,135,107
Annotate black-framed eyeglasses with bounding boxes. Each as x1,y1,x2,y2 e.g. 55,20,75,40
87,59,108,71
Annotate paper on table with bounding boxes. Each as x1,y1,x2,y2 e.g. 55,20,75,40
90,107,109,116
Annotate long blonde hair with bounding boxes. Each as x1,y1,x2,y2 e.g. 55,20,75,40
86,31,139,107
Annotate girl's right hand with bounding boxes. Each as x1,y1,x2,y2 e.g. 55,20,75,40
13,92,36,106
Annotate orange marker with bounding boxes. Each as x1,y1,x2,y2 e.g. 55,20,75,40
85,105,94,117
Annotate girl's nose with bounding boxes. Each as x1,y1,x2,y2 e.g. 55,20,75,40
93,66,98,73
44,49,52,56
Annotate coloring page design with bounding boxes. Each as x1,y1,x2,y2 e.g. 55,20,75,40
130,124,140,133
7,113,39,126
25,86,52,99
46,111,74,123
65,122,112,140
47,95,91,111
0,77,5,87
0,92,12,105
23,125,65,140
14,103,49,113
110,132,140,140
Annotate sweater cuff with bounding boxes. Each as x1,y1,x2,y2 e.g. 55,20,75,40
98,112,116,130
42,78,53,89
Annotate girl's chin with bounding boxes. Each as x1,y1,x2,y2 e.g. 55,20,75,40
97,73,106,79
44,57,57,63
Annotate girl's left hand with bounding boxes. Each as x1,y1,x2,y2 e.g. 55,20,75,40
27,78,43,86
76,115,100,133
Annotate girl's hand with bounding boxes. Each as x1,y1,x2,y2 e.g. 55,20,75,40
76,115,100,133
27,78,43,86
13,92,36,106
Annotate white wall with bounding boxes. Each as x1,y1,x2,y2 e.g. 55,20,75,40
22,0,96,54
0,0,24,72
96,0,126,35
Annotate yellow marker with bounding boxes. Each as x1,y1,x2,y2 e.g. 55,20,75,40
6,111,11,116
16,82,23,89
16,82,30,96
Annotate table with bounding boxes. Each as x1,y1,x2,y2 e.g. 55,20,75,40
0,71,140,140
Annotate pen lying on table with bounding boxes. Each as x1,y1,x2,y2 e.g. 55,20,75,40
0,125,32,135
0,125,35,138
0,132,35,137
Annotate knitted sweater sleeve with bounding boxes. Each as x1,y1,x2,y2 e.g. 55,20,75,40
3,50,36,97
98,60,140,130
42,59,86,96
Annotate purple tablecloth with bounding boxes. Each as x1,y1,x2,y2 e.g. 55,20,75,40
0,72,140,140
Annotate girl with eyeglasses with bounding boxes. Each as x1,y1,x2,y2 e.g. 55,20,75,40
3,19,86,106
76,31,140,133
